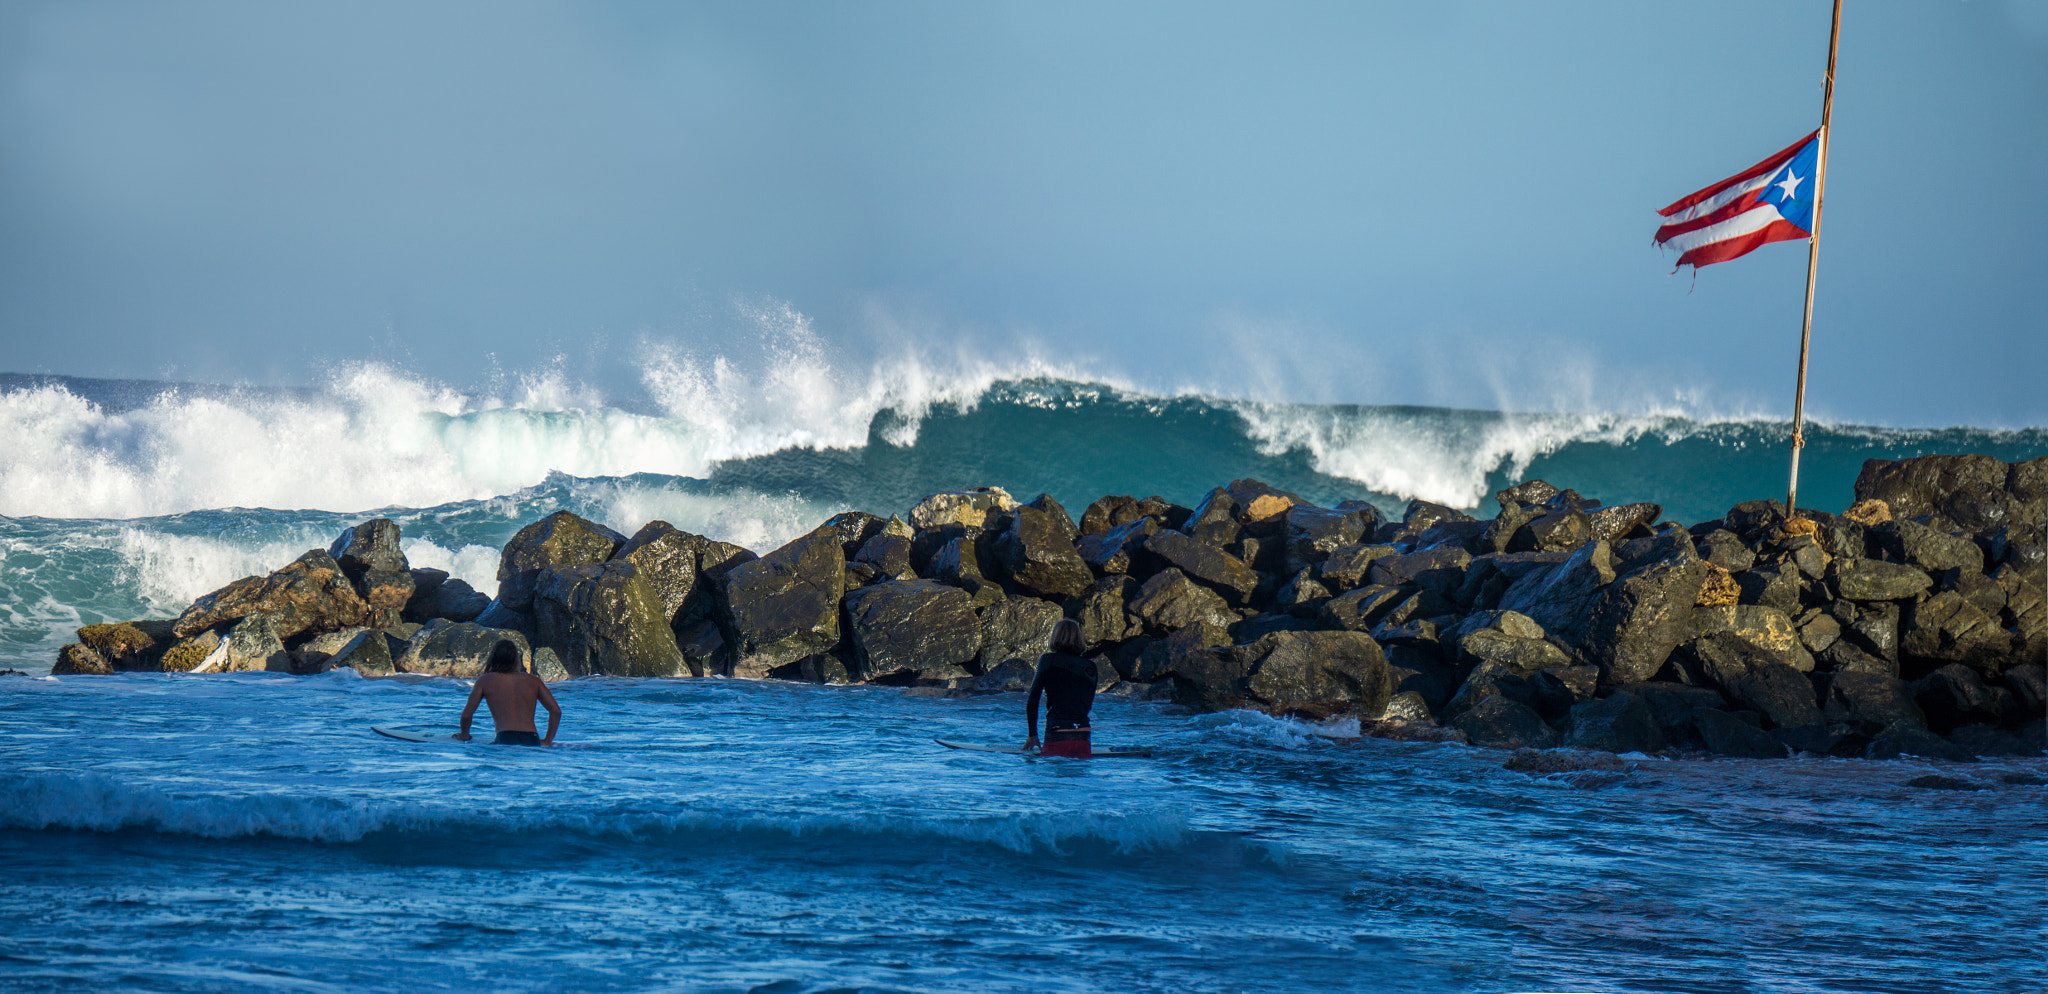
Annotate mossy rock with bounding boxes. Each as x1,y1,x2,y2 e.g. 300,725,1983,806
78,621,173,670
160,632,222,673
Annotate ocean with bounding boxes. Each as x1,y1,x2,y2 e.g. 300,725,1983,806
2,367,2045,992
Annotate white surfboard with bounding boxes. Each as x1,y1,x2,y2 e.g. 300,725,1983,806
934,739,1152,758
371,726,453,742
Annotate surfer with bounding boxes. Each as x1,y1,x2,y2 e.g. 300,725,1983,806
453,640,561,746
1024,618,1096,758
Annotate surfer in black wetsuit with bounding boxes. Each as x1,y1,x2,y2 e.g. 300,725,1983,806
1025,618,1096,758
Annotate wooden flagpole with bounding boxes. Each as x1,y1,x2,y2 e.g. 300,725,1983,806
1785,0,1842,523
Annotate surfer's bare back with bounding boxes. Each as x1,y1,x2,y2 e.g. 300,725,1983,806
455,640,561,746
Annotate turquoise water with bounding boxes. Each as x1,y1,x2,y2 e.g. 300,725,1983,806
1,371,2044,991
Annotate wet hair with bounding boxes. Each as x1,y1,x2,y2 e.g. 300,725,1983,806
486,640,524,674
1049,618,1086,656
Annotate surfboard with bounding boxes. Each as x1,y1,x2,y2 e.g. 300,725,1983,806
933,739,1152,758
372,726,452,742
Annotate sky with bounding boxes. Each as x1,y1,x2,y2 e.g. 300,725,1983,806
0,0,2042,427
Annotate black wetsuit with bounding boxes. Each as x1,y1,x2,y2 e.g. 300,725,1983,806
494,730,543,746
1026,651,1097,741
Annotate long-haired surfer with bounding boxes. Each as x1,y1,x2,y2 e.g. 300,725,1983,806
1024,618,1096,758
454,640,562,746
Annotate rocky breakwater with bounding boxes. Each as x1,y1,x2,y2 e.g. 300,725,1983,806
50,454,2046,762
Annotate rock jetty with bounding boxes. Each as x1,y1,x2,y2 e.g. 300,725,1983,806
52,453,2046,761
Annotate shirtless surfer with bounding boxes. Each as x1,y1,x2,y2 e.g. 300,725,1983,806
454,640,561,746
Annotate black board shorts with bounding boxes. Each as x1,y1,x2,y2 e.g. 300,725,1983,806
493,730,543,746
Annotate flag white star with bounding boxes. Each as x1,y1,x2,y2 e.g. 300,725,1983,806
1774,168,1805,202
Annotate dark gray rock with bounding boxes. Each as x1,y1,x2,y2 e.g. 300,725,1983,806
1442,662,1536,721
1238,630,1391,712
1078,495,1142,536
1901,591,2010,678
1319,584,1407,633
1140,530,1259,604
975,596,1064,674
1854,453,2020,534
1452,696,1558,749
1497,540,1615,645
1283,506,1368,574
1914,664,2014,733
1622,683,1730,747
1127,568,1237,635
1075,515,1159,575
1822,671,1924,735
403,572,488,625
1696,707,1785,758
1829,558,1932,603
1446,610,1570,673
1564,691,1666,753
1317,544,1398,592
531,560,689,678
1720,661,1821,730
1733,563,1802,615
328,519,414,629
854,532,916,581
1367,546,1472,597
2004,662,2046,715
1864,718,1975,762
1586,503,1662,542
1511,508,1592,553
842,579,980,680
715,525,846,676
1530,665,1601,721
995,505,1096,599
398,621,530,679
1874,519,1986,575
1277,568,1331,617
823,511,889,558
496,511,626,611
1072,575,1134,646
1184,488,1242,547
1695,530,1757,572
1496,479,1562,509
1583,555,1711,686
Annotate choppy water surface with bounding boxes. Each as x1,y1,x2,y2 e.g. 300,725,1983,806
2,672,2041,993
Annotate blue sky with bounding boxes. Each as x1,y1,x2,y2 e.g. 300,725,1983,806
1,1,2041,426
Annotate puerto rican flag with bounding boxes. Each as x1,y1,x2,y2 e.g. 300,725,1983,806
1654,130,1821,269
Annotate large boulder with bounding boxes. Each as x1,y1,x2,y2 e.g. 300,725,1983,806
173,550,371,640
975,596,1063,673
1854,454,2026,534
1901,591,2011,678
1913,664,2015,733
1510,508,1593,553
1127,568,1237,635
1317,543,1398,592
1183,488,1242,547
1497,540,1615,645
994,505,1095,599
1452,696,1558,749
531,561,688,678
1284,506,1368,574
854,532,916,582
842,579,980,680
1225,479,1307,533
1239,631,1391,713
213,614,290,673
52,643,112,675
496,512,626,611
1139,531,1259,604
1075,515,1159,575
1367,547,1472,598
403,569,490,624
1828,558,1932,603
1587,503,1662,542
1689,605,1809,671
1719,661,1821,730
1072,575,1134,646
1821,671,1924,735
77,621,173,671
908,487,1018,532
1563,691,1666,753
1874,519,1986,576
398,622,532,678
1444,610,1571,673
1864,719,1974,762
714,525,846,676
328,519,414,629
1582,552,1710,686
1696,708,1785,758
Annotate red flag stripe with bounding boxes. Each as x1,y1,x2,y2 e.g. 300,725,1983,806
1673,219,1811,268
1657,129,1819,219
1653,190,1768,243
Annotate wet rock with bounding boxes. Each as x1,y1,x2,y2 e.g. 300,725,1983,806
1914,664,2014,733
1689,605,1809,671
994,505,1096,599
532,560,688,678
1497,540,1614,645
1276,568,1332,617
1078,495,1142,536
975,596,1063,674
1183,488,1242,547
1072,575,1134,646
1583,554,1710,686
1317,544,1398,592
1864,718,1974,762
1504,748,1627,775
1452,696,1557,749
1442,663,1536,721
403,572,489,625
1127,568,1238,635
1949,724,2040,757
1822,671,1924,735
1586,503,1662,542
1444,610,1570,673
2004,662,2046,715
1530,665,1601,721
1239,630,1391,713
1496,479,1563,509
327,519,414,629
612,521,710,623
1721,661,1822,730
1284,506,1368,573
1854,454,2017,534
1133,621,1233,682
496,511,626,612
908,487,1019,533
823,511,889,558
174,550,371,641
1380,690,1435,723
1733,563,1802,615
1695,530,1757,572
327,627,395,675
1874,519,1986,576
1139,530,1259,604
1844,602,1901,667
715,525,847,676
842,579,980,681
77,621,172,671
1563,691,1666,754
1225,479,1306,533
1901,591,2010,678
1078,516,1160,576
1367,547,1471,598
1622,683,1729,748
854,532,917,582
1510,507,1592,554
1829,557,1932,603
1021,494,1080,543
1696,707,1784,758
398,621,530,679
52,643,113,675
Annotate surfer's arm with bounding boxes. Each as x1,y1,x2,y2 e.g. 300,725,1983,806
536,679,561,745
1024,670,1045,750
455,681,485,741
